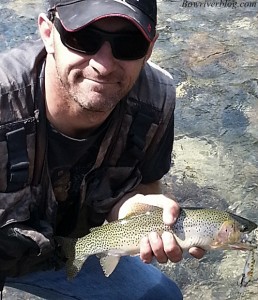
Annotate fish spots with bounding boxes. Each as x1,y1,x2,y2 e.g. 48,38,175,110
57,206,256,278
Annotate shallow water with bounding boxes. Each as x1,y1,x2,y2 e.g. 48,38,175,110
0,0,258,299
155,2,258,299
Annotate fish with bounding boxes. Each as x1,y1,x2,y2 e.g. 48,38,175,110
55,205,257,279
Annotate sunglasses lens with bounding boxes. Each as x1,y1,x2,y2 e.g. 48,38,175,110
112,35,150,60
55,18,150,60
69,30,103,54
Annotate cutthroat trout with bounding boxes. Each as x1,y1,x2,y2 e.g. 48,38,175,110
56,205,257,279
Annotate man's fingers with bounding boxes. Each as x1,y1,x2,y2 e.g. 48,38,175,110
140,232,183,264
189,247,206,259
118,194,181,224
162,202,180,225
148,232,168,264
162,231,182,263
122,193,184,264
139,236,153,263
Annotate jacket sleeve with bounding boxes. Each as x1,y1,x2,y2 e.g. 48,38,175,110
0,41,60,277
0,222,59,277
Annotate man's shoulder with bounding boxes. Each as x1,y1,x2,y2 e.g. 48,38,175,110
144,61,174,84
0,39,46,122
129,61,176,111
0,39,46,91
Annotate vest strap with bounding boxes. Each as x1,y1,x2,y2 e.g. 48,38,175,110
118,111,154,166
6,127,29,191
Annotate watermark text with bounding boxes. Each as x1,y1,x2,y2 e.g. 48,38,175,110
182,0,257,8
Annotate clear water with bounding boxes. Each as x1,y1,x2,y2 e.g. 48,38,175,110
1,0,257,299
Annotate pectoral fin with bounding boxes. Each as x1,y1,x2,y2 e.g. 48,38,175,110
99,255,121,277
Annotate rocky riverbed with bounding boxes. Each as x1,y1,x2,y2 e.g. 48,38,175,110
1,0,258,299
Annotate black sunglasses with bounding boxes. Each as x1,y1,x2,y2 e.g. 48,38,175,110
54,18,150,61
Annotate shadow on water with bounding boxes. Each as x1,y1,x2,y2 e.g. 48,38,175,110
1,0,258,299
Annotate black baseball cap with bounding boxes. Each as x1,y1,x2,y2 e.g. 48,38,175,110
48,0,157,41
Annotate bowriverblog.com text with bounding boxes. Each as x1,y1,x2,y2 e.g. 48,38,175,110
182,0,257,8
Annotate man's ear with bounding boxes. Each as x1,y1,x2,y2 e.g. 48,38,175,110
38,13,55,54
144,33,159,63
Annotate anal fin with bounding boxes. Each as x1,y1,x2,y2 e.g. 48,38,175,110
99,255,121,277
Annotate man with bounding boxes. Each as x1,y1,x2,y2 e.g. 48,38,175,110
0,0,204,299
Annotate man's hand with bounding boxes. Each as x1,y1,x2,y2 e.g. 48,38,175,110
116,191,205,264
141,194,183,263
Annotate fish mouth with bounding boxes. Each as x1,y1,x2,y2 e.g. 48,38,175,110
228,212,258,233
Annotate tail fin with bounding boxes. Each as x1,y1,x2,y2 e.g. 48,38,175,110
55,236,89,280
66,255,89,280
55,236,77,260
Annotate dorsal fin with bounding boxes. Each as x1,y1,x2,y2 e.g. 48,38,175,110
119,203,158,219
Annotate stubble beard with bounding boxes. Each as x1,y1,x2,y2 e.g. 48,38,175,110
56,67,124,113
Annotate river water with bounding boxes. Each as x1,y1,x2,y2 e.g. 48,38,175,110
0,0,258,299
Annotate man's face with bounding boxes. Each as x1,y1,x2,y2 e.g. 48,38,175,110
51,17,154,113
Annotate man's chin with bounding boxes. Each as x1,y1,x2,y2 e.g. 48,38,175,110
79,100,118,113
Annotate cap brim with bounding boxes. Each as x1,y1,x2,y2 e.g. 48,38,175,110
56,0,155,41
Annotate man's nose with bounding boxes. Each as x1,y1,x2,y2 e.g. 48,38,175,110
89,41,117,75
